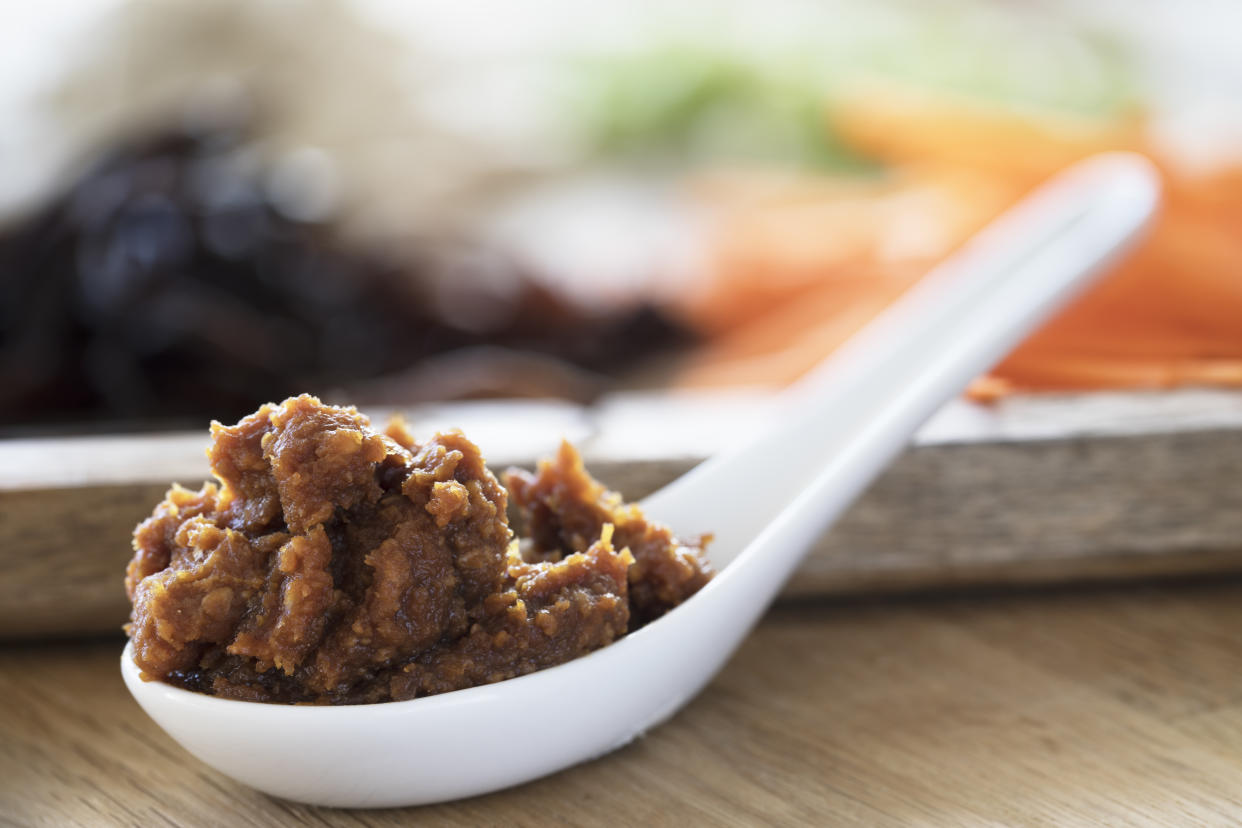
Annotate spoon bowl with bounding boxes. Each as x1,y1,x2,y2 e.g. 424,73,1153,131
121,563,759,807
123,153,1160,808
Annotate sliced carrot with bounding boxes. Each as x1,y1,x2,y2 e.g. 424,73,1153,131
831,85,1145,183
674,89,1242,398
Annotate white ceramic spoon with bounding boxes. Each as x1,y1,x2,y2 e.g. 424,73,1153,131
122,153,1159,808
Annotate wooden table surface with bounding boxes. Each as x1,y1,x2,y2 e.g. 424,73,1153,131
7,579,1242,826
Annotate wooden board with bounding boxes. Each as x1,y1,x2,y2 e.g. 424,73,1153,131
4,389,1242,638
7,577,1242,824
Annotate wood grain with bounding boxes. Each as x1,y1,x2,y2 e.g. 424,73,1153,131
7,579,1242,825
5,390,1242,638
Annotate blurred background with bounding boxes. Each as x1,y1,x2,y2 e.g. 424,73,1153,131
3,0,1241,435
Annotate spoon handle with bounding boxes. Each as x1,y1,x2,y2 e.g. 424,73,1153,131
642,152,1161,569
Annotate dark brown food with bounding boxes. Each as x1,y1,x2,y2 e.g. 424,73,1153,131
125,395,712,704
505,444,714,627
0,124,692,434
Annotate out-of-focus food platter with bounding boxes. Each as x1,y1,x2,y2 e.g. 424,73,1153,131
5,387,1242,638
5,1,1242,639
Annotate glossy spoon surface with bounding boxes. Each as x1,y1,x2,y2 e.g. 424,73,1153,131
122,153,1160,808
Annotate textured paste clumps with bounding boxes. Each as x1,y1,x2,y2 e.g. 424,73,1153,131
125,395,713,704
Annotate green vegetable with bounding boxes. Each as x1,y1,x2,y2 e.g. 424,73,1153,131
565,2,1137,170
